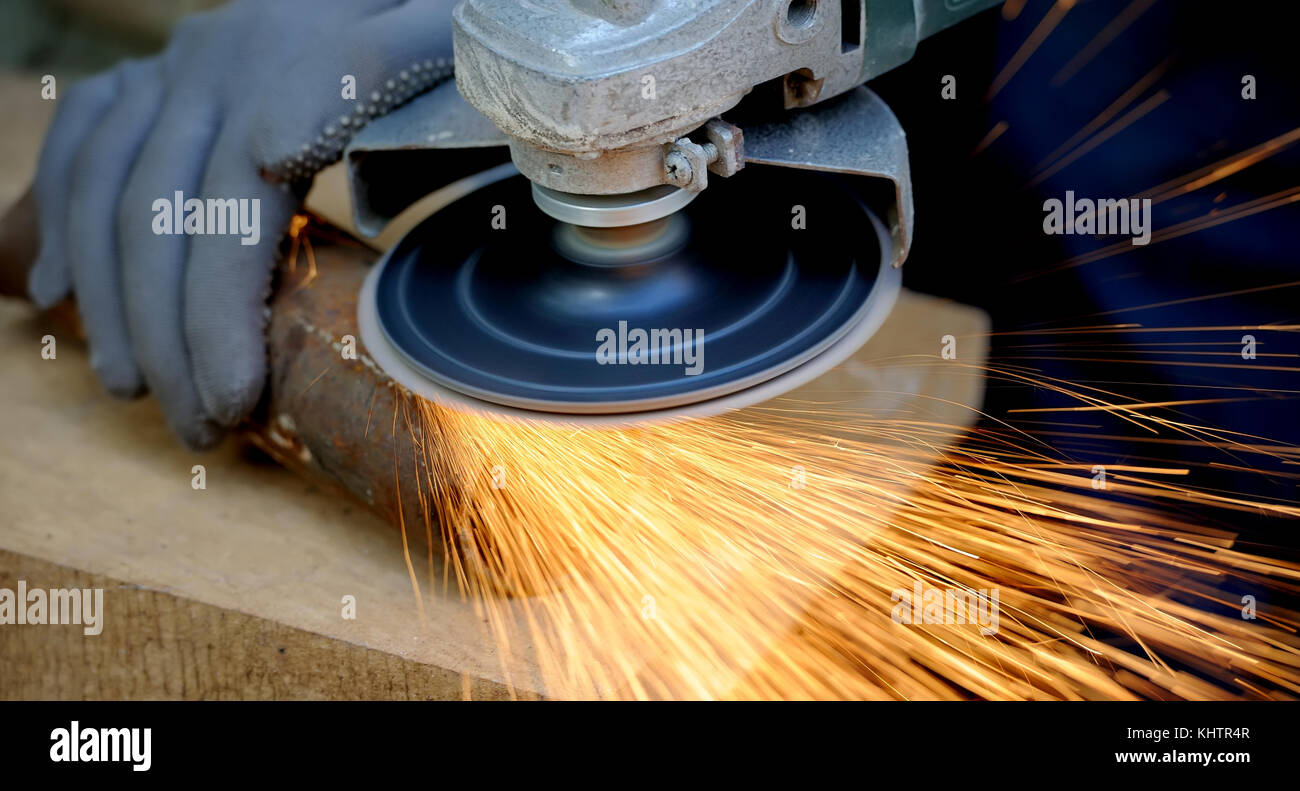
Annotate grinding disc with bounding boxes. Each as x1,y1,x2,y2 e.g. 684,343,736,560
358,166,901,423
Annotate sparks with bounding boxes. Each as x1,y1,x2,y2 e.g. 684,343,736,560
383,348,1300,700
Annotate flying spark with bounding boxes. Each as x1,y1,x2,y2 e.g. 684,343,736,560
386,348,1300,700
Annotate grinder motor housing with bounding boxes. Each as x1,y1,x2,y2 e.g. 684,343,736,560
346,0,1002,262
452,0,998,201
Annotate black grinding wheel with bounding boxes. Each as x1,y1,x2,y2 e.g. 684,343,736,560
372,167,887,414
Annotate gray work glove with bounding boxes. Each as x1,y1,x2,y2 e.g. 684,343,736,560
28,0,455,449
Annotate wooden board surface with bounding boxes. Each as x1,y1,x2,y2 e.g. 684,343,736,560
0,67,991,699
0,288,988,698
0,549,513,700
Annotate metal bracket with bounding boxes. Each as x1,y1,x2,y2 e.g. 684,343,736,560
346,83,912,270
663,118,745,192
345,80,509,238
742,86,913,267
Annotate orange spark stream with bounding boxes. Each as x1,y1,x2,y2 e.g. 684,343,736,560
394,354,1300,700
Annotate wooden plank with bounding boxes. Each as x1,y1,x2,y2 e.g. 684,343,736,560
0,295,550,697
0,549,516,700
0,288,986,698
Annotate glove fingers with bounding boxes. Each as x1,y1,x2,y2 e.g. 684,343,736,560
181,0,412,426
119,98,225,450
185,131,297,427
250,0,455,180
67,59,165,398
29,70,121,308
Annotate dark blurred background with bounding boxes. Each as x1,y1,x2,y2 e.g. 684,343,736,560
875,0,1300,588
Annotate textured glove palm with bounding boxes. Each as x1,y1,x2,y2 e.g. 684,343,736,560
29,0,455,449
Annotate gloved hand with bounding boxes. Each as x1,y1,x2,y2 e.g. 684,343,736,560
29,0,455,449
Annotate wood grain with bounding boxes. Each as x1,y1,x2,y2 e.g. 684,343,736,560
0,549,517,700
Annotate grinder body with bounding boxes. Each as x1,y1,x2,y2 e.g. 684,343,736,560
349,1,1001,419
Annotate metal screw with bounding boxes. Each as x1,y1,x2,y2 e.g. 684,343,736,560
664,150,693,187
664,140,720,189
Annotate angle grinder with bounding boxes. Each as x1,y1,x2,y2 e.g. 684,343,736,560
351,0,1001,423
